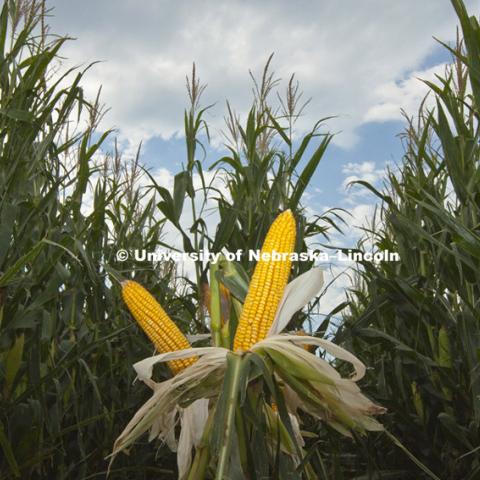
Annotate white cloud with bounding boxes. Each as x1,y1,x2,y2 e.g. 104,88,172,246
341,161,385,190
364,63,448,122
315,264,354,326
348,203,377,232
46,0,480,151
337,160,387,226
335,203,378,246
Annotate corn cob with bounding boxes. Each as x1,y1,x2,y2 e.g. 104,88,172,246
234,210,296,351
121,280,196,374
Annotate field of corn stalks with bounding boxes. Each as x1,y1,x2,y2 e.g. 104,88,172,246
0,0,479,479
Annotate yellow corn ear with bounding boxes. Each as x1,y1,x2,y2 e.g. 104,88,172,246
233,210,296,351
121,280,196,374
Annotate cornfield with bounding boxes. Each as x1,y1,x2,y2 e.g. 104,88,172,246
0,0,478,479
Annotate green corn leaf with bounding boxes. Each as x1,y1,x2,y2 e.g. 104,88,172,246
289,134,332,209
173,171,189,222
0,241,44,287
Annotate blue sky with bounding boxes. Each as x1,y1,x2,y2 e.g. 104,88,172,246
47,0,479,316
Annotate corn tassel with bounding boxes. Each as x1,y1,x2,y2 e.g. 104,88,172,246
233,210,296,351
121,280,196,374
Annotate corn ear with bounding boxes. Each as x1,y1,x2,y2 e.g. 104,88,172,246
234,210,296,351
121,280,196,374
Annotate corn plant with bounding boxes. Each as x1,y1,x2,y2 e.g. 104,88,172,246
333,1,480,478
150,58,346,344
111,210,385,480
0,2,187,478
210,56,342,279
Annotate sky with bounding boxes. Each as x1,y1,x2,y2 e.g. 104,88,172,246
47,0,480,325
